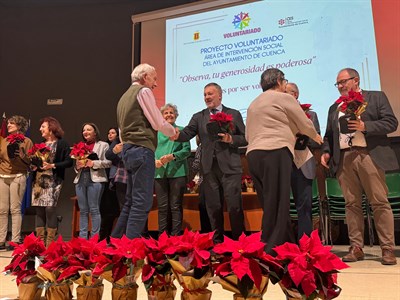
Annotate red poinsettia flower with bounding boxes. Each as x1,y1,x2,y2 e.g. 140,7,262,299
335,90,366,115
41,235,105,283
186,180,196,189
27,143,51,156
70,141,92,159
300,103,312,119
164,229,214,270
141,232,174,283
3,233,46,285
241,175,253,185
210,112,235,133
6,133,25,144
274,230,349,298
93,235,147,283
213,232,281,289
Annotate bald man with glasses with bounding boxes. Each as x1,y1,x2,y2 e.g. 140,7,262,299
321,67,398,265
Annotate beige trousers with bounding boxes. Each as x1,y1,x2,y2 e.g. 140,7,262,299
337,149,395,250
0,175,27,243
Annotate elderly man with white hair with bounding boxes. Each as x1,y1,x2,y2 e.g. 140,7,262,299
112,63,175,239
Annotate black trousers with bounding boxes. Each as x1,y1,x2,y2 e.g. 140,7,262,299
203,159,244,243
154,176,186,236
247,148,295,255
291,165,313,241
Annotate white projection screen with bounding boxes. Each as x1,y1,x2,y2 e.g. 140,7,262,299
133,0,400,150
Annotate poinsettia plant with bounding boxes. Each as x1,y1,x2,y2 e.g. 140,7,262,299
6,133,25,144
186,180,198,193
210,111,234,134
28,143,51,167
38,235,106,285
274,230,349,299
164,229,215,298
212,232,282,298
335,90,367,117
241,175,254,192
300,103,312,119
141,232,176,296
3,233,46,286
70,141,92,160
93,235,146,286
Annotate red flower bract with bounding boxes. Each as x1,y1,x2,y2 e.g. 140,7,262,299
3,233,46,285
27,143,51,156
164,229,214,269
274,230,348,298
70,141,91,159
213,232,281,289
6,133,25,144
335,90,366,114
210,112,234,133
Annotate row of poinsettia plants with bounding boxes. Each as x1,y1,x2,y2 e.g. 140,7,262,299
3,229,348,300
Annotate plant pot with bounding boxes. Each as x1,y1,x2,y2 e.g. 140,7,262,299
7,143,19,159
339,113,357,134
233,294,263,299
147,274,177,300
76,284,104,300
18,280,44,300
45,282,73,300
111,282,138,300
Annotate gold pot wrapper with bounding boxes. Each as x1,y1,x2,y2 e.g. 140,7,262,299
213,274,269,298
278,282,303,299
76,284,104,300
233,294,263,300
111,283,138,300
37,266,59,283
18,279,44,300
45,282,73,300
180,289,212,300
147,274,177,300
168,259,212,300
101,268,141,285
74,271,102,287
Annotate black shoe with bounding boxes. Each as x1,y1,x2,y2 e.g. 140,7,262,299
0,243,6,250
6,244,15,251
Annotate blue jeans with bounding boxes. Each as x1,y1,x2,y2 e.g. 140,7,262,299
112,144,155,239
75,171,104,239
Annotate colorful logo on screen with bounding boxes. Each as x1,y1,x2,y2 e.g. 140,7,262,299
193,31,200,41
233,12,251,30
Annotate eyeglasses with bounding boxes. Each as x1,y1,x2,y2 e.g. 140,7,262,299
334,77,355,87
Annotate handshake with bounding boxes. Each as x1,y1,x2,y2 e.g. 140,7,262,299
169,127,180,141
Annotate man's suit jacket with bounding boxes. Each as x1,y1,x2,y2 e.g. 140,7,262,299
299,111,321,179
177,105,247,175
322,90,399,175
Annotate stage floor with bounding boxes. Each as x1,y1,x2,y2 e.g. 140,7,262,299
1,245,399,299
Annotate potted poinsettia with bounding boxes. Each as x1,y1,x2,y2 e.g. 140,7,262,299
274,230,349,300
142,232,177,300
3,233,46,300
92,235,147,300
38,235,106,300
164,229,214,300
6,132,26,158
212,232,283,300
28,143,51,168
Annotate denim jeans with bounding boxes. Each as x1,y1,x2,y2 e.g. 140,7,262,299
75,170,104,239
112,144,155,239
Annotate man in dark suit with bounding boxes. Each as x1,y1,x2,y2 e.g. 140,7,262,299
286,82,321,241
321,68,398,265
172,82,247,243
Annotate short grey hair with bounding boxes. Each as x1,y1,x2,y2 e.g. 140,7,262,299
8,115,29,134
338,68,359,78
160,103,179,118
131,63,156,82
260,68,285,92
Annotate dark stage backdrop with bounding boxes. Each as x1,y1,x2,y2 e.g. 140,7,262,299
0,0,198,239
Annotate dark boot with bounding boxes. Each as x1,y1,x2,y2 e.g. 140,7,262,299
46,228,57,247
